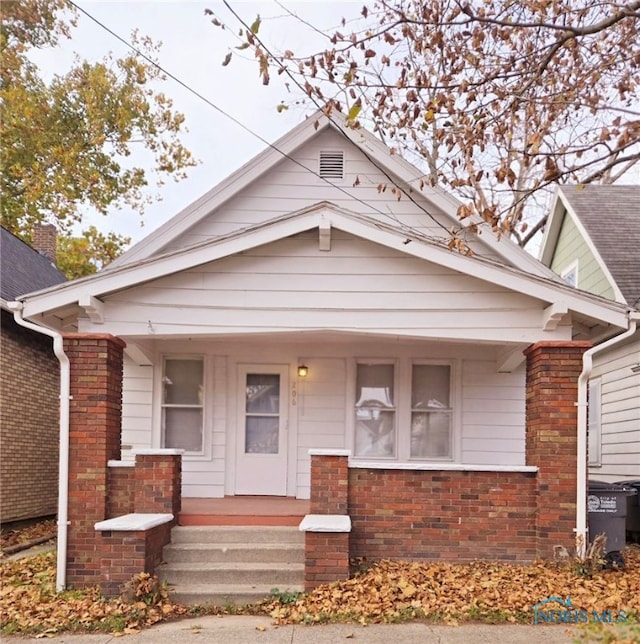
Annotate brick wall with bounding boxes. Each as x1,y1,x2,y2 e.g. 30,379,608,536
64,334,125,588
0,310,59,523
97,522,172,597
349,468,538,562
107,466,136,517
525,341,591,558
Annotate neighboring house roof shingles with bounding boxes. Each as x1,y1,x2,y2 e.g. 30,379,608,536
0,227,67,303
559,185,640,308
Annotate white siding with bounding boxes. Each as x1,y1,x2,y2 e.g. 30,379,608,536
461,360,526,465
101,231,558,344
162,129,500,260
589,336,640,481
296,358,347,498
121,357,153,459
130,339,528,498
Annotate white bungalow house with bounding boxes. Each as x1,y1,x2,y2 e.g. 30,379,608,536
540,185,640,483
15,111,634,500
11,112,638,588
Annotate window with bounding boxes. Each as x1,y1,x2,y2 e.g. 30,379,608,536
161,357,204,452
411,364,452,459
353,360,454,461
561,261,578,288
354,363,396,457
588,378,602,466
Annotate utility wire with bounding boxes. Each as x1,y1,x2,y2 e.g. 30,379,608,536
65,0,458,246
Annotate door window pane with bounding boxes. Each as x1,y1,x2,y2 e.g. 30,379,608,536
245,416,279,454
244,373,280,454
354,363,395,457
246,374,280,413
411,364,451,459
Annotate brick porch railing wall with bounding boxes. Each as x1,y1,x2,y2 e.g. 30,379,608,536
64,334,181,596
305,453,350,590
524,340,591,558
349,468,538,562
304,340,591,588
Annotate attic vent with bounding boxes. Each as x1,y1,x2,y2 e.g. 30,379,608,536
319,150,344,180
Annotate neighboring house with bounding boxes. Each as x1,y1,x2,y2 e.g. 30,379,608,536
1,225,66,523
540,185,640,482
12,112,636,588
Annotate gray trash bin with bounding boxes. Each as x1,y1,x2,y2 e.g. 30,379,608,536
587,480,637,553
615,479,640,543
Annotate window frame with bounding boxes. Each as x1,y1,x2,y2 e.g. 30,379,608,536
588,378,602,467
407,361,454,462
160,355,206,456
561,260,579,288
353,359,398,459
350,357,457,463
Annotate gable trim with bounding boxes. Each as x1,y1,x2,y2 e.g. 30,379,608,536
18,204,629,330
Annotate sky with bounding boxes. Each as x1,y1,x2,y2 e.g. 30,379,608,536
33,1,363,245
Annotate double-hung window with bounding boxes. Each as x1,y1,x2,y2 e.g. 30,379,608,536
410,364,452,459
161,357,204,453
354,363,396,458
353,359,454,461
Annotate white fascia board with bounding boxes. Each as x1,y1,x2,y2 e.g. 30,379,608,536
110,114,334,268
539,188,565,265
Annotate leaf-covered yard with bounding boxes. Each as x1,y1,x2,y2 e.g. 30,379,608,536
1,547,639,637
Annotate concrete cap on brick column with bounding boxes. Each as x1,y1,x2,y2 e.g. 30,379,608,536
94,513,174,531
299,514,352,532
133,449,185,456
308,449,351,457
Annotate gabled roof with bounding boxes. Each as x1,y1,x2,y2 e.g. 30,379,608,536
17,203,630,332
0,227,66,306
540,185,640,308
109,109,556,281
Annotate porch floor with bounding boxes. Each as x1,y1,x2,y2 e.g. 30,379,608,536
179,496,310,526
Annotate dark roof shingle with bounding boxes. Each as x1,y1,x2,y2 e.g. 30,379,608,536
0,227,67,302
561,184,640,307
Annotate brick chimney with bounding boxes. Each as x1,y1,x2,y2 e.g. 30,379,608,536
32,224,57,263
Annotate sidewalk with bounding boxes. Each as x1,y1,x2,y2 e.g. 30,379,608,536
3,615,580,643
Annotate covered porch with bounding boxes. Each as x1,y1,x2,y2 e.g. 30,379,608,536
179,496,309,526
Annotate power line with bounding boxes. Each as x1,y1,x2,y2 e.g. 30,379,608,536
64,0,456,245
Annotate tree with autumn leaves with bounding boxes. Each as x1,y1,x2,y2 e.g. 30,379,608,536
213,0,639,248
1,0,196,278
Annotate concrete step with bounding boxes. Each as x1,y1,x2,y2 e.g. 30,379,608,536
171,525,303,545
157,561,304,586
167,583,303,607
160,525,306,606
163,542,304,564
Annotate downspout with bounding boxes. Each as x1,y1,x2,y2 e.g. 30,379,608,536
8,301,70,592
576,311,639,557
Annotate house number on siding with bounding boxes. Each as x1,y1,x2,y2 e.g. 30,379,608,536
291,382,297,406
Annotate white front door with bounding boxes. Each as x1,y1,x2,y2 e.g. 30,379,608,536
235,365,289,495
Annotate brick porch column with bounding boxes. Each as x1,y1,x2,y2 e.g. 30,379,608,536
524,341,591,559
63,334,125,588
303,450,351,590
134,449,183,522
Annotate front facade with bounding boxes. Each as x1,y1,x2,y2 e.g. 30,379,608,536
14,113,636,586
540,185,640,482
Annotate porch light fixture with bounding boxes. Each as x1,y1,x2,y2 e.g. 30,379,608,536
297,364,309,378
